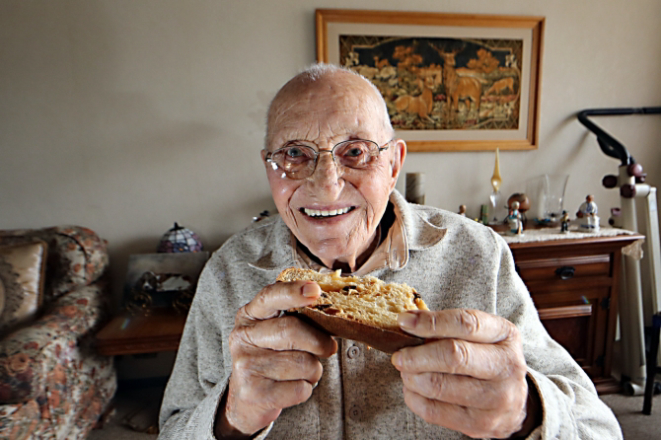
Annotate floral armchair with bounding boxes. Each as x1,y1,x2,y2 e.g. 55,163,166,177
0,226,117,439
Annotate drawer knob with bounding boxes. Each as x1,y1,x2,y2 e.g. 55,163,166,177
555,266,575,280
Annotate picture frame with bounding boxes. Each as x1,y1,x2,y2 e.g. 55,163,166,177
316,9,544,152
123,252,209,313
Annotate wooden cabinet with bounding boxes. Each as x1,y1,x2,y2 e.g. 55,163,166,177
507,233,643,394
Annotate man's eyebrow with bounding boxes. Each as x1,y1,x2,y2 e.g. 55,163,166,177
279,133,373,148
282,139,316,147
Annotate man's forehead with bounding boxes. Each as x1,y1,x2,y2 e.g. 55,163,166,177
271,102,379,144
277,75,374,110
269,74,385,144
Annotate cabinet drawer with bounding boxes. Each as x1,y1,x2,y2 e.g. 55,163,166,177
538,304,593,365
516,254,611,282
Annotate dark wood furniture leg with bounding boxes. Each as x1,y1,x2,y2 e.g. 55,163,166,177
643,313,661,414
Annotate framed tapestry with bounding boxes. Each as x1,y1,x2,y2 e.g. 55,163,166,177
316,9,544,152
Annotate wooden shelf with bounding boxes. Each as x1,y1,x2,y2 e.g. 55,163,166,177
96,309,187,356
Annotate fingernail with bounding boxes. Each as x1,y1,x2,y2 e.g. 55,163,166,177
398,312,418,329
302,282,320,298
391,352,402,368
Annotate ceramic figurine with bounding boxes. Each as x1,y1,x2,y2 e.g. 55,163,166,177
507,201,524,235
252,210,270,222
560,210,570,233
458,205,467,216
507,193,530,225
576,194,600,232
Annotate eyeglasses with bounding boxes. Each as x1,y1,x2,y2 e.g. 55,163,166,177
264,139,392,180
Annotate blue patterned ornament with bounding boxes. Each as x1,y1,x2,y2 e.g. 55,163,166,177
157,223,203,253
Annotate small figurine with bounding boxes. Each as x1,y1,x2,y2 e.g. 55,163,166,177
252,210,270,222
576,195,599,231
507,201,524,235
560,210,570,233
458,205,467,216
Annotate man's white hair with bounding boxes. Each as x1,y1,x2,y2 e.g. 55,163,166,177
265,63,394,148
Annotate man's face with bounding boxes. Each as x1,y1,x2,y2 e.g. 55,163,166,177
263,73,405,270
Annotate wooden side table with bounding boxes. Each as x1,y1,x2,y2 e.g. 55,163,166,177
96,308,187,356
95,308,189,434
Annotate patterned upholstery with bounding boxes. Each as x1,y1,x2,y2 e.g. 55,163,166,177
0,226,109,303
0,226,117,439
0,241,48,335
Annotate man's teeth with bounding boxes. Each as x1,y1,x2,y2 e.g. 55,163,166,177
304,207,351,217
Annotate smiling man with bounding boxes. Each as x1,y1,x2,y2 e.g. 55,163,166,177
158,64,622,439
262,69,404,273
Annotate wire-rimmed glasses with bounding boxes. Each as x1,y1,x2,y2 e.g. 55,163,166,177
264,139,392,180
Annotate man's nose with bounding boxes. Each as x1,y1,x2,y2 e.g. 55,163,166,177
309,150,344,194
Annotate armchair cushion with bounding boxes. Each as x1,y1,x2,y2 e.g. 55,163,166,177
0,226,108,303
0,283,110,404
0,242,48,335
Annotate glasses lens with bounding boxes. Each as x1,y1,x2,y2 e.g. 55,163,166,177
272,145,316,178
334,140,380,168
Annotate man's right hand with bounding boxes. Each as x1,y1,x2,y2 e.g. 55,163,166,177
216,281,338,438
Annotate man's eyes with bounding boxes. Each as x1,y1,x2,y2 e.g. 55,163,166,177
278,141,372,162
338,141,370,158
285,147,306,157
343,147,365,157
281,146,315,162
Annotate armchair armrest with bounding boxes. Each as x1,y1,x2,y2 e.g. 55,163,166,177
0,283,110,403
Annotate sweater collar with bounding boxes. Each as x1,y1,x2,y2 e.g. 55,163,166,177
249,189,447,272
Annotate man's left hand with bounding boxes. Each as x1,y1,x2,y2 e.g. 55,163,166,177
391,309,536,439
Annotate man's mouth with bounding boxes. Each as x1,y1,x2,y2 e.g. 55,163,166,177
300,206,355,218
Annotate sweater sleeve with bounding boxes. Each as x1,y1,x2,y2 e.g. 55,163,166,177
157,255,274,440
489,231,623,440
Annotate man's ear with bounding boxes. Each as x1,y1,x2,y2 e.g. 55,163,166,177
390,139,407,181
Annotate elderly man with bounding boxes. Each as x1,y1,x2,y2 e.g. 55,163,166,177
159,64,622,439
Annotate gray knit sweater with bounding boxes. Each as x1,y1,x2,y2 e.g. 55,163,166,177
159,191,622,439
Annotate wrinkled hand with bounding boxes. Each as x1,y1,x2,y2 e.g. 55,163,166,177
217,281,338,438
391,309,534,439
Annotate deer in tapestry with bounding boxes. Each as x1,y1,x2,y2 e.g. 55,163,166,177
429,43,484,120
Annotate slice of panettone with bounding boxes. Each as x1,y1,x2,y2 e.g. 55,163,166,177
278,268,428,353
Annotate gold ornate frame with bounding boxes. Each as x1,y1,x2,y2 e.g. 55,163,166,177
316,9,544,152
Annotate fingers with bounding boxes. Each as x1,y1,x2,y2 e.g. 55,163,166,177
223,281,331,436
393,309,529,438
402,387,525,439
398,309,515,343
226,376,315,434
237,281,321,324
392,338,526,380
234,348,324,385
233,315,337,358
400,372,526,410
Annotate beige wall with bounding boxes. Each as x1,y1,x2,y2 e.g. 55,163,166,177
2,0,661,311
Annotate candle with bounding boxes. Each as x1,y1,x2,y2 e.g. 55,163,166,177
406,172,425,205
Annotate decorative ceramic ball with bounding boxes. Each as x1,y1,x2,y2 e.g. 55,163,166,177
507,193,531,213
157,223,203,253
